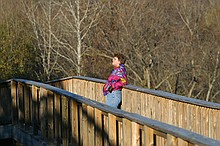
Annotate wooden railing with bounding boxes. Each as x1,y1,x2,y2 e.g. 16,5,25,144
0,79,219,145
48,76,220,142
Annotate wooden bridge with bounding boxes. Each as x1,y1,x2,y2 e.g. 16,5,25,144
0,76,220,146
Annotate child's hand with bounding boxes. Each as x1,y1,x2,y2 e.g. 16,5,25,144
108,86,114,93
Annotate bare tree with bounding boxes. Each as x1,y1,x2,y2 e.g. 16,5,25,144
51,0,104,76
23,0,62,80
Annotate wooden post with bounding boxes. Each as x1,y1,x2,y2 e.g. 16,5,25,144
11,80,18,124
122,118,131,146
24,84,31,129
40,87,47,139
108,113,117,146
144,126,154,146
88,106,95,146
17,82,24,127
48,90,54,144
166,134,177,146
131,122,140,146
82,104,88,146
94,108,102,146
61,96,68,146
54,93,61,146
70,100,79,146
32,85,38,135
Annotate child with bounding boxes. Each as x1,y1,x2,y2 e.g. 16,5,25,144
103,53,128,108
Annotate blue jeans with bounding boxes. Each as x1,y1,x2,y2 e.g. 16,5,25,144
106,90,122,108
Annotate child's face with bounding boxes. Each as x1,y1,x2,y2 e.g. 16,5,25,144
112,57,121,67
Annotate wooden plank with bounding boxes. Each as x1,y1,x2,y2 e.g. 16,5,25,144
216,110,220,141
131,122,140,146
82,104,88,146
95,83,104,103
40,87,47,139
70,100,79,146
212,109,217,140
191,105,197,133
177,138,189,146
61,96,68,146
32,85,38,135
182,103,187,130
136,92,142,115
79,105,83,146
88,106,95,146
205,108,210,138
94,108,102,146
164,98,170,124
140,93,146,117
47,90,54,144
24,84,31,129
145,94,151,118
11,81,18,124
18,83,24,127
194,106,201,133
166,134,177,146
54,93,61,145
103,115,109,146
155,97,162,122
108,113,117,146
121,89,131,112
118,121,123,146
144,126,154,146
122,118,131,146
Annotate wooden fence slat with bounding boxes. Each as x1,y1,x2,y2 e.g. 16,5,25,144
122,118,131,146
24,84,31,129
61,96,68,146
144,126,154,146
70,100,79,146
32,85,38,135
82,104,88,146
11,81,17,124
54,93,61,145
40,87,47,139
88,106,95,146
166,134,177,146
131,122,140,146
47,90,54,144
18,83,24,127
95,108,102,146
108,113,117,146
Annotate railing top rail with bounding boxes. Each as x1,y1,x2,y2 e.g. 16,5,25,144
14,78,220,146
48,76,220,110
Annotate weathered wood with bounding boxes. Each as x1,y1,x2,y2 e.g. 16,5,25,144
40,87,47,139
54,93,61,146
166,134,177,146
103,115,109,146
31,85,38,135
11,81,18,124
87,106,95,146
18,83,24,127
70,100,79,146
24,84,31,129
131,122,140,146
6,78,220,146
108,113,117,146
47,90,54,144
61,95,68,146
144,126,154,146
122,118,131,146
82,104,88,146
94,108,102,146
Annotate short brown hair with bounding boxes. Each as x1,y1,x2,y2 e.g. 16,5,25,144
114,53,126,64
